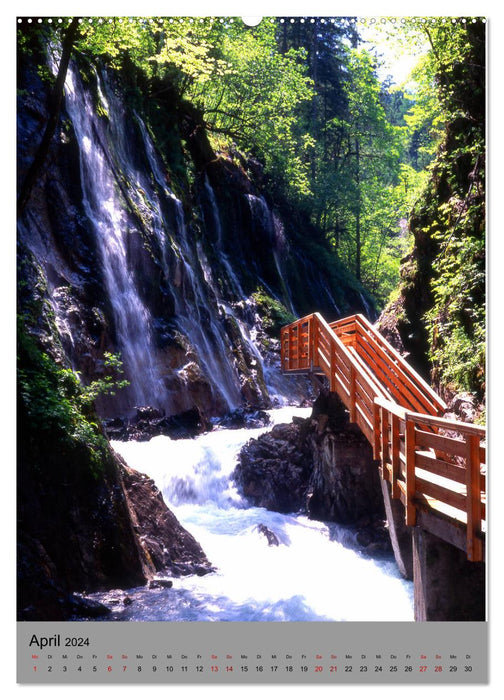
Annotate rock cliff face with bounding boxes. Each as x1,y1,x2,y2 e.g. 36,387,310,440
119,461,214,578
18,51,373,425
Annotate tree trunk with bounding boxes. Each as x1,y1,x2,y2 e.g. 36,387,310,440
17,17,80,218
355,139,361,281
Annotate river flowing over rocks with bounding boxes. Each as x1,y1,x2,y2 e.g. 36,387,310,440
234,392,391,556
78,406,413,622
17,44,408,622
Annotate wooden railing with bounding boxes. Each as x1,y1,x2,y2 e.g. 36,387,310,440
281,313,486,562
330,314,447,416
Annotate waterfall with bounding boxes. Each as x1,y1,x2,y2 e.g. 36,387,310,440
166,197,242,411
272,213,297,316
62,65,164,411
359,291,375,321
81,407,414,622
53,60,316,416
62,64,248,414
202,176,246,300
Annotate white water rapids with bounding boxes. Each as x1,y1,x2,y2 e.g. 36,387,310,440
88,407,414,622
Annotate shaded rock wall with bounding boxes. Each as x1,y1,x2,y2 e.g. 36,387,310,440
234,391,386,540
306,391,384,525
17,435,149,620
120,461,214,578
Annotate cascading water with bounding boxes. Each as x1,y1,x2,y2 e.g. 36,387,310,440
171,199,244,410
82,407,414,622
62,64,164,411
271,213,298,316
202,175,246,301
49,56,317,417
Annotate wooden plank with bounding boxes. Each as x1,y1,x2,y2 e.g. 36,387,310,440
354,332,439,416
414,428,467,457
382,461,392,483
415,506,475,555
349,363,356,423
374,396,407,420
391,413,401,499
352,314,447,412
415,451,467,485
396,478,408,508
329,340,336,392
407,411,486,438
414,476,468,513
373,402,381,461
291,325,298,370
308,316,314,368
380,406,389,478
311,315,317,369
348,347,392,402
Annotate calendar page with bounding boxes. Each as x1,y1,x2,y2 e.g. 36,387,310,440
15,4,489,687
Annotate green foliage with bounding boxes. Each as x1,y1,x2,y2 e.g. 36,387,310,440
17,320,129,474
80,352,130,404
192,23,316,201
390,20,486,399
252,288,296,336
18,17,484,400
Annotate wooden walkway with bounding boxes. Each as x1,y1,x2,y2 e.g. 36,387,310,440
281,313,486,562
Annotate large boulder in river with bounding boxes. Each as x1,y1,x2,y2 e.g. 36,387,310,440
234,391,385,527
233,417,313,513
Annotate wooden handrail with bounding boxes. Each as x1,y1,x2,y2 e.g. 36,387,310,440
281,313,486,562
331,314,447,416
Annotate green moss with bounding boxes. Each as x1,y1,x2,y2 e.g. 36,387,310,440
252,287,296,336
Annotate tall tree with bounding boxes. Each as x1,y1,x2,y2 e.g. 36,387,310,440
17,17,80,217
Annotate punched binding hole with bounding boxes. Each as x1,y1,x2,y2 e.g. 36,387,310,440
242,17,263,26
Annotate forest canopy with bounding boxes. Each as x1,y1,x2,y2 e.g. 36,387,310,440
18,16,486,399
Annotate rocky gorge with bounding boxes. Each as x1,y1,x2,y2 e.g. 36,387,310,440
17,35,375,620
16,17,485,623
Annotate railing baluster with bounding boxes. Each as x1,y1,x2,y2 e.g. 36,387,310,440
380,406,389,481
391,413,401,499
329,338,336,391
349,364,356,423
312,315,318,370
307,316,312,369
373,401,381,460
405,416,416,526
466,433,483,562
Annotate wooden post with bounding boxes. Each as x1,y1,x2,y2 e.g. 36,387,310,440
308,317,313,369
380,407,390,482
311,316,318,370
288,328,294,371
372,402,381,460
391,414,401,499
405,415,416,526
466,433,483,562
283,328,289,371
292,323,300,369
349,364,356,423
329,340,336,392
